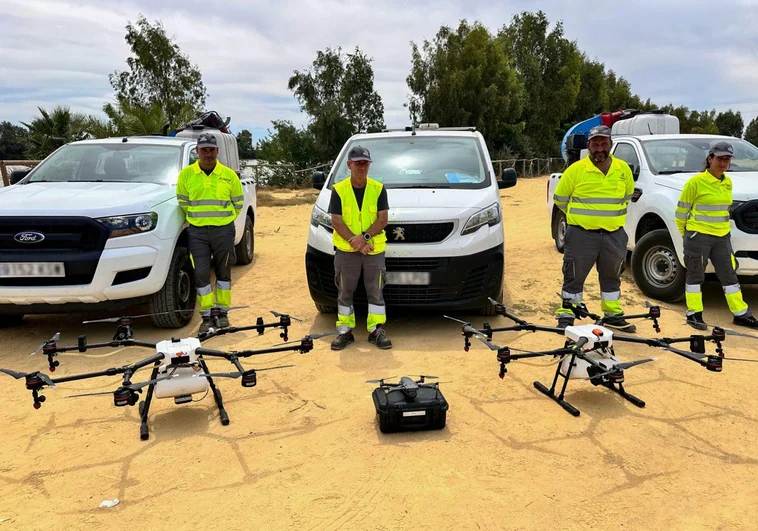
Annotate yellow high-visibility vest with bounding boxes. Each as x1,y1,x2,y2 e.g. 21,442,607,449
332,177,387,254
176,161,244,227
675,170,732,237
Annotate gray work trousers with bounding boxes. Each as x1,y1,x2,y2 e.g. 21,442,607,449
188,223,236,315
334,250,387,333
561,225,628,315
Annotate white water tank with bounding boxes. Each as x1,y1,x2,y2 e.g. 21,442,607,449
612,113,680,136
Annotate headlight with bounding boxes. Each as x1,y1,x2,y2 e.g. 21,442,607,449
97,212,158,238
310,205,333,232
461,203,501,235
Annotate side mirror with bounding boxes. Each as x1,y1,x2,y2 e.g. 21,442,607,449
9,169,31,185
498,167,517,189
312,171,326,190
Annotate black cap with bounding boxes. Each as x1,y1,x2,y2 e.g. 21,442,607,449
710,141,734,157
197,133,218,149
587,125,612,140
348,145,372,162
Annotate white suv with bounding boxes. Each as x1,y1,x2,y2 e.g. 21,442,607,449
305,125,517,316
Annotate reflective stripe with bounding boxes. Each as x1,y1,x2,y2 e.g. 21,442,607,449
734,308,749,317
677,201,692,209
723,284,742,295
217,280,231,290
675,211,689,219
337,324,352,334
685,284,701,293
698,204,730,211
197,284,213,296
625,194,634,200
177,194,190,201
601,291,620,301
368,304,386,315
188,211,234,218
561,291,582,304
694,214,729,222
569,208,627,217
231,195,244,202
553,194,570,202
572,197,626,205
338,304,354,316
188,199,231,207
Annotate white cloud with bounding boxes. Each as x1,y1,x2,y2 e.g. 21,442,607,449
3,0,758,143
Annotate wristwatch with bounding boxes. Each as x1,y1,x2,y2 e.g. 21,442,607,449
362,231,371,241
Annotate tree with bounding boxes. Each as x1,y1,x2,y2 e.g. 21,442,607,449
498,11,582,156
745,117,758,146
255,120,319,167
407,20,525,154
109,14,207,129
237,129,255,159
0,121,29,160
715,109,744,138
288,46,385,160
21,106,88,159
565,57,608,125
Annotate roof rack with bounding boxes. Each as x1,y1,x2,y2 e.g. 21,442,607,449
380,125,477,133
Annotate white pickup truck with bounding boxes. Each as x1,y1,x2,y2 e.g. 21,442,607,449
547,132,758,302
0,127,256,328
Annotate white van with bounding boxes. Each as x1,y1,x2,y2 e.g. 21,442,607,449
305,125,517,316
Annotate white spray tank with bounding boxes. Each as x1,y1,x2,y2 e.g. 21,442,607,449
559,325,618,379
153,337,209,399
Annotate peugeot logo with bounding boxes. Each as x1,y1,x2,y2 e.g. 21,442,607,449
14,231,46,244
392,227,406,241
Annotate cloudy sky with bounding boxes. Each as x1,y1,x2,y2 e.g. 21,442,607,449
3,0,758,145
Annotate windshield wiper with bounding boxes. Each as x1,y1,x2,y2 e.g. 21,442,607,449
656,170,696,175
392,184,452,189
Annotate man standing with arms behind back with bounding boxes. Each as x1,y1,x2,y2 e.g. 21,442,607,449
552,125,637,332
329,145,392,350
176,133,244,335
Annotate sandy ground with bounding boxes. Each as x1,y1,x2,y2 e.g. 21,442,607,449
1,176,758,530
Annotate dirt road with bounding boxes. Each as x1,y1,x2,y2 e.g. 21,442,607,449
1,176,757,530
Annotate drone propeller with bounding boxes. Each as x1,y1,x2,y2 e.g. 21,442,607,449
0,368,57,388
409,374,438,380
30,332,61,356
82,312,186,324
64,375,175,399
475,335,503,351
278,331,338,346
270,310,304,323
722,328,758,340
366,376,397,384
443,315,486,336
193,364,295,379
583,358,657,381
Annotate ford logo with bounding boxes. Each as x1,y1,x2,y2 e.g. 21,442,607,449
14,232,46,244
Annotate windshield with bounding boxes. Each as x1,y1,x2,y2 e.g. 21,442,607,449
331,136,490,189
26,143,183,184
640,137,758,174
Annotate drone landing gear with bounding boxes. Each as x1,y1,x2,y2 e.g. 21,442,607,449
533,352,646,417
137,359,230,441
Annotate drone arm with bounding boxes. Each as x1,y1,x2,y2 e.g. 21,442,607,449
506,347,575,360
47,352,165,386
481,324,566,337
199,318,290,342
196,342,308,361
54,338,158,353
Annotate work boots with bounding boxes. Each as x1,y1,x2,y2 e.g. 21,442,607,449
602,314,637,334
686,312,708,331
199,317,213,336
368,325,392,349
331,331,355,350
734,313,758,329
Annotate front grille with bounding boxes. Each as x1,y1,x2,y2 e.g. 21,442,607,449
732,201,758,235
0,217,108,286
385,223,454,244
385,257,441,271
0,217,108,252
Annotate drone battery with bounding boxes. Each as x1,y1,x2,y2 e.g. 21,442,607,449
371,386,449,433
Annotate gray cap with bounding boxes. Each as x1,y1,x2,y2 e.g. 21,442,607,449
348,145,372,162
710,141,734,157
587,125,612,140
197,133,218,149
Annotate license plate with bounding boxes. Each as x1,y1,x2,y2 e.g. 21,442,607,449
0,262,65,278
385,272,430,285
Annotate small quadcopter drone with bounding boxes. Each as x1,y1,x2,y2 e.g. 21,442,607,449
367,375,449,433
446,298,758,417
1,308,335,440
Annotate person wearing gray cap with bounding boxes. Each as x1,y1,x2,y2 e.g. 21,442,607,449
328,144,391,350
552,125,637,332
675,140,758,330
176,132,245,335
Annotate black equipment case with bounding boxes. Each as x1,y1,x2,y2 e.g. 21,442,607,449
371,386,449,433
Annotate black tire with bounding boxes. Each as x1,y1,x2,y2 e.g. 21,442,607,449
552,209,567,254
234,215,254,265
315,303,337,314
631,229,686,303
148,246,195,328
0,314,24,328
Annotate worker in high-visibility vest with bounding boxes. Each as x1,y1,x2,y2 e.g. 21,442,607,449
553,125,637,332
675,140,758,330
176,133,244,335
328,145,391,350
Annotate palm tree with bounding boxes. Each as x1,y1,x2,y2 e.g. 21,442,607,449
21,106,88,159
